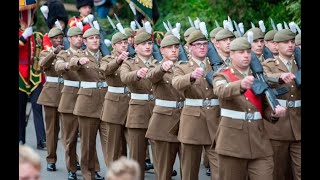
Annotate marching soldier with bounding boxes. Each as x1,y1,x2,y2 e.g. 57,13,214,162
120,30,156,180
37,27,65,172
172,30,220,180
99,32,130,166
262,29,301,180
69,28,107,180
264,29,279,58
209,27,223,47
145,34,184,180
212,37,286,180
183,27,197,56
244,27,266,62
214,28,235,67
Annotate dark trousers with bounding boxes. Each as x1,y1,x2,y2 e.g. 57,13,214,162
19,84,46,145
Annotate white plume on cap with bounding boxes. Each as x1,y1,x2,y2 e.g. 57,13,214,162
227,16,234,32
247,31,253,44
194,18,200,29
250,22,256,28
276,23,283,30
199,22,208,39
163,22,169,32
223,20,228,29
295,22,301,34
93,21,100,31
104,39,111,47
76,21,83,31
55,19,63,30
289,22,297,33
283,21,289,29
40,5,49,19
171,27,180,40
129,1,136,15
258,20,266,32
130,21,136,31
175,23,181,32
116,23,125,35
238,22,244,34
144,21,152,34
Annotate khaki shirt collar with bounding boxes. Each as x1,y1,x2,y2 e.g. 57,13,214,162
192,57,206,68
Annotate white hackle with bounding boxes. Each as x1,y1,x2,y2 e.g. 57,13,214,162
223,20,228,29
258,20,266,32
55,19,63,30
283,21,289,29
227,16,234,32
194,18,200,29
295,22,301,34
93,21,100,31
129,1,136,15
199,22,208,38
171,27,180,40
116,23,125,35
104,39,111,47
175,23,181,32
250,22,256,28
289,22,297,33
163,22,169,32
130,21,136,31
76,21,83,31
238,22,244,34
276,23,283,31
247,31,253,44
144,21,152,34
40,5,49,19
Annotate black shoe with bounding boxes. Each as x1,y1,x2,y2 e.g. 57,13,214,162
206,167,211,176
68,171,77,180
47,163,56,171
76,162,81,171
94,172,105,180
172,170,177,176
145,159,154,171
37,139,46,150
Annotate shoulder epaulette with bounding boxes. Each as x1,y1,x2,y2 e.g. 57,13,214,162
264,58,276,63
178,60,188,65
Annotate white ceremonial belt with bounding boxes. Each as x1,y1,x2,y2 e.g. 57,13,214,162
221,108,262,121
130,93,155,101
108,86,129,94
46,76,64,83
80,81,108,88
277,99,301,108
155,99,184,109
185,98,219,107
63,80,80,87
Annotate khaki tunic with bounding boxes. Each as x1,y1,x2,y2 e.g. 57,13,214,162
100,54,130,124
37,48,63,107
262,57,301,141
172,58,220,145
120,56,157,129
145,61,184,142
55,49,80,113
69,50,107,119
212,65,273,159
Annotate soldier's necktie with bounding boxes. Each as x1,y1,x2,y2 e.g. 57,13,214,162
287,61,292,72
145,61,150,68
200,62,206,71
225,58,231,65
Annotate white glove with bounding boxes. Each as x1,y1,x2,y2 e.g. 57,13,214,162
104,39,111,47
22,27,33,39
76,21,83,31
93,21,100,31
83,14,94,23
40,5,49,19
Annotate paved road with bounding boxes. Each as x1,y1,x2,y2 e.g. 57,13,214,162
24,103,211,180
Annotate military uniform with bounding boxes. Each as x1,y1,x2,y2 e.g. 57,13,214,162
37,28,64,168
262,29,301,180
212,37,275,180
69,28,107,180
244,27,266,62
99,52,130,165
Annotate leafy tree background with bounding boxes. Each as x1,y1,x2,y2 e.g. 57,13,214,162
35,0,300,41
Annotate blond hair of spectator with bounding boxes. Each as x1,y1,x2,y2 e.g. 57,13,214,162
106,157,140,180
19,145,41,180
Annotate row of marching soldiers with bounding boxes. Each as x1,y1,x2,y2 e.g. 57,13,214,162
22,1,301,180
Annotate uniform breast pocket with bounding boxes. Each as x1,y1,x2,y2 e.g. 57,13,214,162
182,106,200,117
220,118,243,130
61,86,75,94
153,106,173,116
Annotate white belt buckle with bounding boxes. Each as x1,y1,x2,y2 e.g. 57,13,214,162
287,101,295,108
176,101,184,109
245,112,254,121
202,99,211,107
148,94,155,101
58,77,64,84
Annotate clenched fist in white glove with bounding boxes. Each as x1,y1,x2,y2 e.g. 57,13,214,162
83,14,94,24
76,22,83,31
22,27,33,39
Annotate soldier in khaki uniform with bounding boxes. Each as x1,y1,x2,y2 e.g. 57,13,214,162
120,30,157,180
214,29,235,67
99,32,130,166
244,27,266,62
262,29,301,180
55,27,102,180
145,34,184,180
212,37,286,180
172,30,220,180
209,27,223,47
37,27,64,172
264,29,279,58
69,28,107,180
183,27,197,56
295,33,301,49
